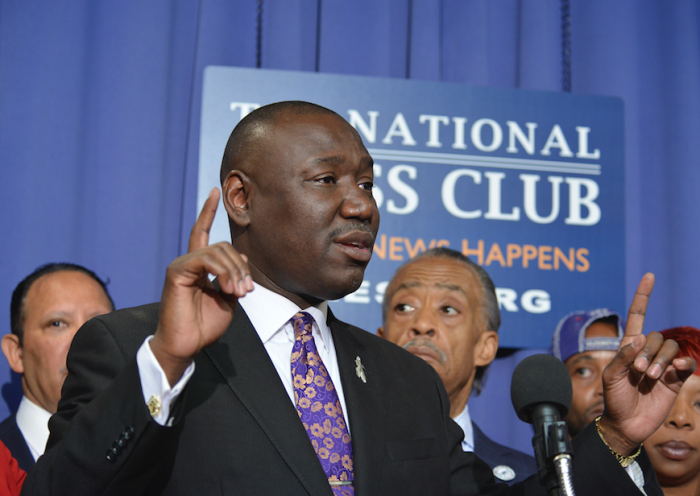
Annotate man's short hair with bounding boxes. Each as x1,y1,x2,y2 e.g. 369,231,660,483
10,263,115,344
383,247,501,394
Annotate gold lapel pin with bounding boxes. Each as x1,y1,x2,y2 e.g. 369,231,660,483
355,356,367,383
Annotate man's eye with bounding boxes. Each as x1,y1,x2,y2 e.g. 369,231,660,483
50,320,67,328
441,306,458,315
575,368,592,378
360,181,374,191
316,176,335,185
395,303,414,313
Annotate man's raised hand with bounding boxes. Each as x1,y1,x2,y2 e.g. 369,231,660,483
599,273,696,454
150,188,254,386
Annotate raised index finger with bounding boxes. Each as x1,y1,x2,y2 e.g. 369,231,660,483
189,188,220,253
619,272,655,349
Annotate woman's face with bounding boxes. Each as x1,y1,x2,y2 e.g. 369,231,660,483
647,374,700,487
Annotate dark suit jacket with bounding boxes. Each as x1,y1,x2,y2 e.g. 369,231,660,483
472,422,536,486
22,303,660,495
0,414,34,473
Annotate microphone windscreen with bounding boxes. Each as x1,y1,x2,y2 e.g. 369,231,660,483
511,354,573,423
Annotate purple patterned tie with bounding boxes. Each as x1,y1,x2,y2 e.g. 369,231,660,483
291,312,355,496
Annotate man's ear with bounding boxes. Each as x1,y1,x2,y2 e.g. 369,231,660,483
474,330,499,367
1,334,24,374
377,326,384,338
222,170,252,228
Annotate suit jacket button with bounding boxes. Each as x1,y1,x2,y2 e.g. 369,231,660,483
106,450,117,463
112,442,123,455
124,426,135,439
115,437,127,449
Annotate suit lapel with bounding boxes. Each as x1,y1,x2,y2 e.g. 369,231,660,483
203,306,332,495
473,422,508,457
329,314,384,495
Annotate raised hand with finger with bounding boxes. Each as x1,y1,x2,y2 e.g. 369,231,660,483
598,273,697,457
149,187,254,386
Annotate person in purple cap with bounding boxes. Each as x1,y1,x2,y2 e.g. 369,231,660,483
551,309,624,437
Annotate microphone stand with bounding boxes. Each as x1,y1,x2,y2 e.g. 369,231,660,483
531,404,576,496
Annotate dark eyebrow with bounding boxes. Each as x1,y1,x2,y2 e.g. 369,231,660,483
313,155,344,165
569,355,596,366
312,154,374,172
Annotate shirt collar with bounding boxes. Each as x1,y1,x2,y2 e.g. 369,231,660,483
238,282,330,350
15,395,52,459
453,405,474,452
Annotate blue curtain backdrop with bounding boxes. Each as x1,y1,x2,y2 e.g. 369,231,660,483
1,0,698,455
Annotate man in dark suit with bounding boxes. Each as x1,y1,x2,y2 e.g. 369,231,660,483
378,248,536,485
23,101,695,495
0,418,32,476
0,263,114,472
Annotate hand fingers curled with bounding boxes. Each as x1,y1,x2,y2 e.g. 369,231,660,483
603,334,645,386
207,243,252,297
674,356,697,373
640,333,679,380
672,357,697,386
633,332,662,373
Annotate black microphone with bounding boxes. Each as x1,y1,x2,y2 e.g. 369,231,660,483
511,354,575,496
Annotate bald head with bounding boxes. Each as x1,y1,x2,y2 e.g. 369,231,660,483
220,101,341,185
217,100,378,308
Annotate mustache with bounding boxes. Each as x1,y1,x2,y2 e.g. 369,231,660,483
402,338,447,365
329,222,375,242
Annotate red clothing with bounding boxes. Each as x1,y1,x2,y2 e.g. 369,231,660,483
0,441,25,496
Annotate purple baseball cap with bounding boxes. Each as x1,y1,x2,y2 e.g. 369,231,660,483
551,308,624,363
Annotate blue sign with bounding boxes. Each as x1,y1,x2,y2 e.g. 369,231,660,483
195,67,625,348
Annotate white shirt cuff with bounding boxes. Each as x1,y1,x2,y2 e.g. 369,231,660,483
136,336,195,426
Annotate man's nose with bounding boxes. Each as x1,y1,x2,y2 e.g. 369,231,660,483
409,307,437,338
594,375,605,397
340,184,375,221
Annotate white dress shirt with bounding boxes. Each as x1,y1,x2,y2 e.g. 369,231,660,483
451,405,474,453
15,395,51,460
133,284,644,492
136,282,349,432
